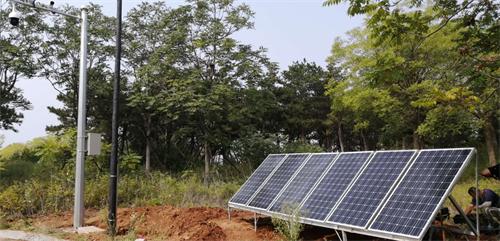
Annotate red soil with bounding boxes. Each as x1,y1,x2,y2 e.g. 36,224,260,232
33,206,281,241
30,206,495,240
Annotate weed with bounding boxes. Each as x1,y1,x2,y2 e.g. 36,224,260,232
272,203,304,241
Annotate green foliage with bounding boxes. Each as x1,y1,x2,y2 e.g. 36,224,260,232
272,203,304,241
0,6,45,131
283,142,324,153
0,142,37,185
280,60,331,145
41,4,115,134
324,0,499,163
0,168,240,217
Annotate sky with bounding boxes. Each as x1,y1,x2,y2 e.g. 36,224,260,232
0,0,363,146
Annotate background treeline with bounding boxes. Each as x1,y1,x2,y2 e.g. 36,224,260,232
0,0,498,217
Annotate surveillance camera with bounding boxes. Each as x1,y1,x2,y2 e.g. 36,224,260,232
50,1,55,7
9,9,21,27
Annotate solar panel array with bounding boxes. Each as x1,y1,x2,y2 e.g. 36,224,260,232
248,154,309,209
269,153,337,213
300,152,372,221
228,148,474,241
229,154,286,205
327,151,416,228
369,149,473,239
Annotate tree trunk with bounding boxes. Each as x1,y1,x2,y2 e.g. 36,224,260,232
300,128,306,143
412,132,421,149
338,123,345,152
145,115,151,173
204,140,211,186
145,139,151,173
361,130,369,151
484,118,498,166
402,137,407,149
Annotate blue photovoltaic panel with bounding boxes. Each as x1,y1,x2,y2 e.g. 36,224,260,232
248,154,309,209
300,152,372,221
229,154,285,205
269,153,338,213
328,150,416,228
369,148,473,238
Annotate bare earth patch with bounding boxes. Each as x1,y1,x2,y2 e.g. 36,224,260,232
21,206,497,241
31,206,281,241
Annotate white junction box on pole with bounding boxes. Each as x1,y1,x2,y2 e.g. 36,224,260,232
87,133,102,156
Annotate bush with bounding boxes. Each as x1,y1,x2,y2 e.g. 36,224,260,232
0,169,241,218
271,203,304,241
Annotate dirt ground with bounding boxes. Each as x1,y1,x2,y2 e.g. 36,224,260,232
32,206,281,241
22,205,497,241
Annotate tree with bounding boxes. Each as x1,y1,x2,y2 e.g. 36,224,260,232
0,7,45,131
124,2,166,173
325,14,481,149
121,0,278,180
279,60,331,149
325,0,498,164
170,0,273,185
40,4,115,136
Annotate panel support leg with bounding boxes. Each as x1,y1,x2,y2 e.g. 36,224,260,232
254,212,257,232
449,195,478,237
334,230,343,241
228,207,231,221
428,226,434,241
341,230,347,241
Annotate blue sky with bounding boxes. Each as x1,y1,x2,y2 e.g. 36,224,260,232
0,0,363,146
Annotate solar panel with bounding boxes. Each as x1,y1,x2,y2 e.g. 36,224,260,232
299,152,373,221
327,150,416,228
369,148,473,239
269,153,338,214
247,154,310,210
229,154,286,205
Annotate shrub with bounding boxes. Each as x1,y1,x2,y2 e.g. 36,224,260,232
0,169,241,218
0,184,26,216
271,203,304,241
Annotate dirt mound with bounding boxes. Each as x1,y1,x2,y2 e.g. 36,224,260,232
36,205,277,241
83,206,228,240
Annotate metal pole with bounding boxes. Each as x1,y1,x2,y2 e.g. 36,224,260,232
73,6,88,229
342,230,348,241
449,195,478,236
108,0,122,236
475,151,479,241
254,213,257,231
227,207,231,221
9,0,79,18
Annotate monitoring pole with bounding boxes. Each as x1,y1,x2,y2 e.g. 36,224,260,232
7,0,88,230
108,0,122,236
74,6,88,229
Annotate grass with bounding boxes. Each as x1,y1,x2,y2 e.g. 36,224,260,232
0,171,240,218
447,177,499,215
